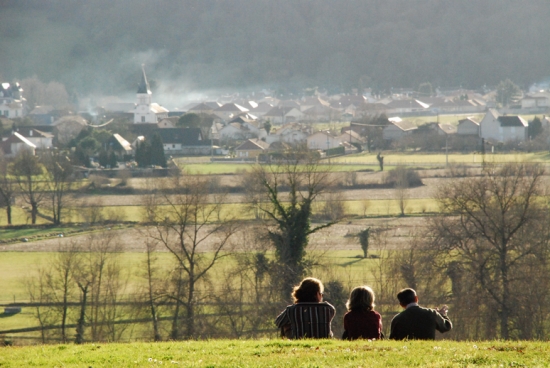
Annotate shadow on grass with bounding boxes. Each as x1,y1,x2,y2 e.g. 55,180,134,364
0,312,19,318
339,257,365,267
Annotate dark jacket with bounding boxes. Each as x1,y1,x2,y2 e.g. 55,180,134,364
389,305,452,340
343,309,382,340
275,302,335,339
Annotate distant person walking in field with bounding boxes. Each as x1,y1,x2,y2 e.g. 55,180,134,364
342,286,383,340
389,288,452,340
275,277,335,339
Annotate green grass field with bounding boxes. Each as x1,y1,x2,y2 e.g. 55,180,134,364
0,250,383,304
0,198,439,230
0,339,546,367
332,151,550,165
175,151,550,175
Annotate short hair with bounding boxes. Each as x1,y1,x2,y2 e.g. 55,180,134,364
346,286,375,312
292,277,324,303
397,288,417,306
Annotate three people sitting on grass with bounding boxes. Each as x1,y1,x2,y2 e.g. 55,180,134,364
276,279,452,340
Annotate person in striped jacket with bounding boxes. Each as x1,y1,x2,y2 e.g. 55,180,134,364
275,277,336,339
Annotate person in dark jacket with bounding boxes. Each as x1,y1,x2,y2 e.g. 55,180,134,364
389,288,452,340
343,285,382,340
275,277,335,339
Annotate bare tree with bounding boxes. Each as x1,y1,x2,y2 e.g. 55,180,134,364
74,232,126,342
148,175,237,339
138,238,163,341
26,241,81,343
11,150,46,224
390,166,410,216
0,155,17,224
429,163,550,339
249,152,337,297
43,150,75,225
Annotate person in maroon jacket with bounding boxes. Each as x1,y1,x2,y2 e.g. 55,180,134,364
275,277,335,339
390,288,452,340
343,286,382,340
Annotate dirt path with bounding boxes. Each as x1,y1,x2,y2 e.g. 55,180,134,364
0,217,428,253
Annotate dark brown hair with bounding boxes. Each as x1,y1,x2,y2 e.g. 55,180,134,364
397,288,417,306
292,277,324,303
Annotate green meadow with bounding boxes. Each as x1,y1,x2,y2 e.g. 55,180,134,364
175,151,550,175
0,198,439,231
0,250,382,304
0,339,546,367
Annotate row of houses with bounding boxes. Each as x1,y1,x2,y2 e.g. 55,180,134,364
381,109,550,144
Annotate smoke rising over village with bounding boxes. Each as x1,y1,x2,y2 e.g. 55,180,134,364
1,0,550,102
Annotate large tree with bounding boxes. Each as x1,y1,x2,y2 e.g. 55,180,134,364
0,155,17,224
11,150,46,224
43,150,74,225
149,134,167,168
496,79,522,107
250,151,337,297
148,175,237,339
429,163,550,339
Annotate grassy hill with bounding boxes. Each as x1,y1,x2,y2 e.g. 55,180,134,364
0,339,545,367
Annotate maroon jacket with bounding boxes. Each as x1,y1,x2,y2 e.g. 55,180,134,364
343,309,382,340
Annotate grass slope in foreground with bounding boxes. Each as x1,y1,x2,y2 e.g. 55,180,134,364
0,340,546,367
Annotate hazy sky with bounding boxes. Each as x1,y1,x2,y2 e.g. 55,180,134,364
1,0,549,106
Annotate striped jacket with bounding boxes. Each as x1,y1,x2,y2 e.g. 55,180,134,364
275,302,335,339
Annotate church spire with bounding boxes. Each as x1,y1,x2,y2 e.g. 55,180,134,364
137,64,151,94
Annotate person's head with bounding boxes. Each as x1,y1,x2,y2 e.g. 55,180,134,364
292,277,324,303
346,285,375,312
397,288,418,307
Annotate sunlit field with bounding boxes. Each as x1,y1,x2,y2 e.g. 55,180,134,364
174,151,550,175
0,198,439,230
0,339,547,367
0,249,389,304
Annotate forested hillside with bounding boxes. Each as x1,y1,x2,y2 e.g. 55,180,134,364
1,0,549,96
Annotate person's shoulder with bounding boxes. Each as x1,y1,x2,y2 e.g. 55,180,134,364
371,310,382,318
321,301,336,310
391,309,405,321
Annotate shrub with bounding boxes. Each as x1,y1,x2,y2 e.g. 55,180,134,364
384,167,422,187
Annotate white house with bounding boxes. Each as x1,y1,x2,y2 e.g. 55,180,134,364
480,109,528,142
12,128,53,149
158,117,178,129
134,66,169,124
0,132,36,157
435,124,457,136
263,106,304,125
235,138,270,159
266,123,310,145
307,131,340,150
338,130,366,146
520,93,550,109
457,117,480,136
0,82,24,119
382,118,418,140
219,123,251,140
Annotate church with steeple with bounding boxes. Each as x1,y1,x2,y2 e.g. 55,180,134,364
133,65,168,124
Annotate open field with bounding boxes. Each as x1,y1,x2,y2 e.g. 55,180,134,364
175,152,550,174
0,339,546,367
